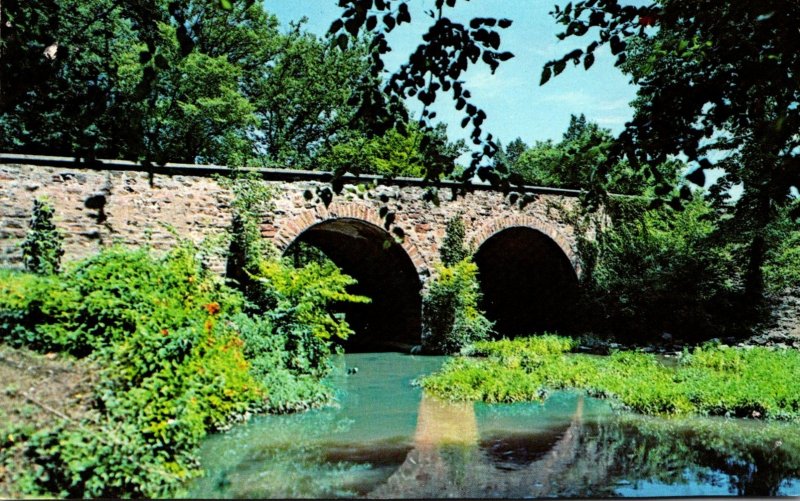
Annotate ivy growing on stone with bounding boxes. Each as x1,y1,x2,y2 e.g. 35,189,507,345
21,198,64,275
440,214,469,266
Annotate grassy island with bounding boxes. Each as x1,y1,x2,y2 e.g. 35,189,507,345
421,335,800,421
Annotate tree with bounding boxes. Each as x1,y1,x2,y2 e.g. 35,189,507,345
318,121,467,177
331,0,798,304
330,0,516,182
542,0,800,303
509,114,679,194
0,0,373,167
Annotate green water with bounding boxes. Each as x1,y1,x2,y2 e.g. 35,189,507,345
184,352,800,498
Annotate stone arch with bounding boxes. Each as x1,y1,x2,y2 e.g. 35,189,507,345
469,215,580,337
274,207,423,350
272,201,426,272
466,214,579,275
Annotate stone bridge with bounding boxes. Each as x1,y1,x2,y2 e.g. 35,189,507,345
0,154,586,349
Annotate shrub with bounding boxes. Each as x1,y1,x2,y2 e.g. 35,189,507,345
21,198,64,275
220,173,277,310
2,236,370,496
440,215,469,266
1,243,267,497
227,313,334,413
581,196,740,342
253,259,370,376
763,207,800,296
422,259,493,354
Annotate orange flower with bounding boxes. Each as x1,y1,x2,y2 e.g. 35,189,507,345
161,328,169,336
205,302,221,315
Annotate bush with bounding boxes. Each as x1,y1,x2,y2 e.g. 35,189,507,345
422,259,493,354
21,198,63,275
253,259,370,376
2,243,243,357
2,232,370,496
763,207,800,296
1,243,265,498
227,313,335,413
581,196,740,342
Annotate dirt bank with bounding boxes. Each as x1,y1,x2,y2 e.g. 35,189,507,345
0,344,97,498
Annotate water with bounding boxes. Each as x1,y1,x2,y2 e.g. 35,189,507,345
184,352,800,498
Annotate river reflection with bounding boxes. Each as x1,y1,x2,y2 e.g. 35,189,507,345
184,352,800,498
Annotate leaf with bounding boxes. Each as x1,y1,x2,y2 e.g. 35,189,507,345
154,54,169,70
540,66,552,86
328,19,343,34
383,14,396,31
366,15,377,31
686,167,705,186
397,3,411,24
219,0,233,9
583,53,595,70
498,19,512,28
336,33,348,51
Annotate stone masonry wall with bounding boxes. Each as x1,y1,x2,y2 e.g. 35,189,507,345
0,162,582,282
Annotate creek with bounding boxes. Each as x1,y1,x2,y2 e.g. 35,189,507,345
184,352,800,498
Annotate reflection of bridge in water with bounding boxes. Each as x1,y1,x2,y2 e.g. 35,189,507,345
368,394,605,499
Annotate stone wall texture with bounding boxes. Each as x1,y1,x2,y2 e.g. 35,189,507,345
0,162,582,283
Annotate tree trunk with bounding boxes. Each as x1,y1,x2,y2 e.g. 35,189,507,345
744,233,765,304
743,192,772,306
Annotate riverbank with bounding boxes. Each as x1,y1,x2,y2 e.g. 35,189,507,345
0,345,97,498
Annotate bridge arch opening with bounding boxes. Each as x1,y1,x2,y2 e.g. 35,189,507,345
283,218,422,351
473,226,578,337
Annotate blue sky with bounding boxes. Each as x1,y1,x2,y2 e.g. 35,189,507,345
264,0,639,148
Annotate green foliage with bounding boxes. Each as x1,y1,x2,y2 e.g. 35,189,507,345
221,174,277,308
763,207,800,296
21,198,64,275
439,215,469,267
422,259,493,354
1,232,371,496
2,243,242,356
0,243,266,497
229,314,333,413
549,2,800,303
255,259,370,346
0,1,372,166
504,114,679,195
422,336,800,421
580,195,742,342
318,122,467,178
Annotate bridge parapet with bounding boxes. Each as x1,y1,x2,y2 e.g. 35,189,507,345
0,154,583,279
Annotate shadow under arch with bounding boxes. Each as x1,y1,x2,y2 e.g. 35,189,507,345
473,226,579,337
283,217,422,351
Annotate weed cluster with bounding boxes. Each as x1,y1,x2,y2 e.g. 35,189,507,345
422,335,800,421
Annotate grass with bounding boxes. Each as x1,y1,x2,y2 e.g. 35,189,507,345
421,335,800,420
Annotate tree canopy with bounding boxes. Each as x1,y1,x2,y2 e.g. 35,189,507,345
0,0,463,176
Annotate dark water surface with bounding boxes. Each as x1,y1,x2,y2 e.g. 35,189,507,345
184,352,800,498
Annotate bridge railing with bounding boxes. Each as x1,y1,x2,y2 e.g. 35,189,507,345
0,153,585,197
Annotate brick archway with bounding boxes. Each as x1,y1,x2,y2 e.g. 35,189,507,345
271,201,426,272
467,214,580,276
